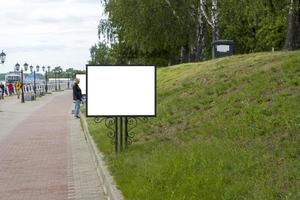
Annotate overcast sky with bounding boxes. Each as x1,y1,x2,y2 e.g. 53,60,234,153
0,0,102,73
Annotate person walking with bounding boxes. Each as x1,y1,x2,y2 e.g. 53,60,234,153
7,82,14,95
73,78,82,118
15,80,21,99
0,86,2,100
0,83,4,99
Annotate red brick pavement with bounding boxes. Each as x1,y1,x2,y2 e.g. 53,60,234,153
0,93,71,199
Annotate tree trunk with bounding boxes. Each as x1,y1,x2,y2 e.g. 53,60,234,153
284,0,299,50
195,0,206,61
211,0,220,41
180,42,190,63
200,0,220,41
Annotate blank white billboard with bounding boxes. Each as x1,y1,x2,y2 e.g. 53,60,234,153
76,74,86,95
87,65,156,116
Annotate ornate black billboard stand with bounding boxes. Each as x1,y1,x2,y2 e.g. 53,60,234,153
95,117,147,153
87,65,156,153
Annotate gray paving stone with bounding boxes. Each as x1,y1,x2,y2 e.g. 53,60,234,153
69,111,107,200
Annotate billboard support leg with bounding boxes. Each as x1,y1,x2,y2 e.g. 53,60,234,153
95,117,148,153
120,117,123,151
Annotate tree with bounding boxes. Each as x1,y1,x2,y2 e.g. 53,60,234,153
219,0,287,53
91,0,298,66
194,0,207,61
102,0,211,64
200,0,220,41
89,42,112,65
284,0,300,50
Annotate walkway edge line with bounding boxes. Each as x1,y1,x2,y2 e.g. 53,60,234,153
80,113,124,200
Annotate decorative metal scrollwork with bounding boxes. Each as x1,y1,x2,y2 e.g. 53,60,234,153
125,117,148,147
94,117,116,145
94,117,104,123
127,118,138,132
94,117,148,152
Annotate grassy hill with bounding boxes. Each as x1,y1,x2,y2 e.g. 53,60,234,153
85,51,300,200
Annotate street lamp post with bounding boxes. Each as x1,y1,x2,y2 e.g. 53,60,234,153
42,66,45,93
33,70,36,95
46,66,50,92
15,63,20,99
30,65,33,90
29,65,37,98
15,63,20,71
58,68,61,91
21,63,28,103
15,62,28,103
34,65,40,96
0,51,6,64
67,72,70,89
55,71,57,91
29,65,36,99
66,71,73,89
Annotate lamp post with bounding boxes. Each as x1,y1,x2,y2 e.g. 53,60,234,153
15,62,20,71
15,62,28,103
58,68,62,91
29,65,37,97
67,72,70,89
46,66,50,92
54,70,57,91
29,65,33,94
15,63,20,71
0,51,6,64
21,63,28,103
33,66,36,95
15,63,20,99
42,66,45,93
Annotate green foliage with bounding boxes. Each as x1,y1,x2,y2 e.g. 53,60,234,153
47,68,85,79
93,0,201,65
220,0,288,53
90,0,299,66
89,42,113,65
85,51,300,199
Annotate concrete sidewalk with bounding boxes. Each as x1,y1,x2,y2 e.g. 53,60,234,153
0,91,106,200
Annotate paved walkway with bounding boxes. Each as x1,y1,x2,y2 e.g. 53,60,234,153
0,91,106,200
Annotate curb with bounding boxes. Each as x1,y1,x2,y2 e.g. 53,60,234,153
80,113,124,200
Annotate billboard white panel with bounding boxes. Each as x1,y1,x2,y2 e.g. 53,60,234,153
87,65,156,116
76,74,86,95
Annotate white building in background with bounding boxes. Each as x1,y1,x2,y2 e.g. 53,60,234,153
48,78,71,84
4,71,45,85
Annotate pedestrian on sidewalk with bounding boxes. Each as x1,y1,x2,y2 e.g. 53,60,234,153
8,82,14,95
0,87,2,100
73,78,82,118
0,83,4,99
15,80,21,99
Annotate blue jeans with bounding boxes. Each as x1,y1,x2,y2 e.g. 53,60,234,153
74,100,81,117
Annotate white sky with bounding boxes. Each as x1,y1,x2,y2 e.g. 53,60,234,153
0,0,103,73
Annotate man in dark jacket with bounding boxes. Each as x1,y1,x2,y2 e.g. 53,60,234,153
0,83,5,99
73,78,82,118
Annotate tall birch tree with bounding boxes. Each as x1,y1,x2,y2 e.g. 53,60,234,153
284,0,300,50
200,0,220,41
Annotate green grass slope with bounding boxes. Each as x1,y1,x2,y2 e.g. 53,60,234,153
85,51,300,200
